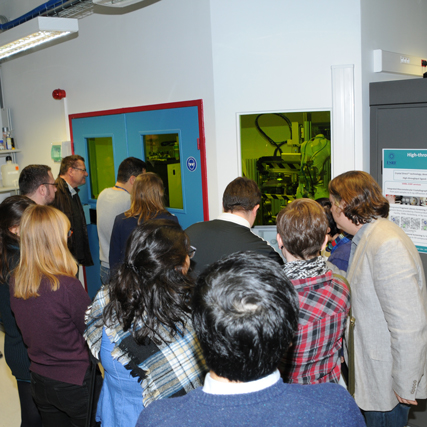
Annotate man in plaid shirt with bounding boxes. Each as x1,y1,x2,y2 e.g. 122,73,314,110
276,198,350,385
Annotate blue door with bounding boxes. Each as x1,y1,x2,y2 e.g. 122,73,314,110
70,102,207,297
126,106,203,229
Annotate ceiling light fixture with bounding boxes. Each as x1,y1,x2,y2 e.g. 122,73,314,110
93,0,146,8
0,16,78,61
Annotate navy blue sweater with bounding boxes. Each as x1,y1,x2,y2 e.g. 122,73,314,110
136,379,366,427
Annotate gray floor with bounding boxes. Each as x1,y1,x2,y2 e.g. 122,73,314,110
0,330,20,427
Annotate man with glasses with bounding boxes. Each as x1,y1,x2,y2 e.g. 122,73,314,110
19,164,57,205
52,155,93,267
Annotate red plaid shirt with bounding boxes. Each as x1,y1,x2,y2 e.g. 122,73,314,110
279,270,350,384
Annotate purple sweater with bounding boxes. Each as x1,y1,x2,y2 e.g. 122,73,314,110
10,275,91,385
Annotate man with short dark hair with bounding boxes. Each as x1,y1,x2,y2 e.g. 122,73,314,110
96,157,146,283
52,155,93,266
19,164,57,205
185,177,283,277
135,252,365,427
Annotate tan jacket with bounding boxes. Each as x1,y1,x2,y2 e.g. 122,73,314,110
346,218,427,411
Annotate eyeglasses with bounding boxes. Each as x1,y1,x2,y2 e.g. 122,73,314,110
72,167,87,172
188,246,197,259
42,182,58,187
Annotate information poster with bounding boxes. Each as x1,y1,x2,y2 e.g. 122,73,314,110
383,149,427,253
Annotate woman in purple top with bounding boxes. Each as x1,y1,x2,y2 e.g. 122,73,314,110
109,172,179,273
0,195,41,427
10,205,92,427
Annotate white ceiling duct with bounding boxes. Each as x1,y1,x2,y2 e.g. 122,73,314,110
92,0,146,7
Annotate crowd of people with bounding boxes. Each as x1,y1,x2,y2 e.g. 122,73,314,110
0,155,426,427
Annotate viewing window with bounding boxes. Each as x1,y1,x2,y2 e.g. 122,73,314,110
240,111,331,225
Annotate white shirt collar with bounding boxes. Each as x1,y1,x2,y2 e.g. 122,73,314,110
202,370,280,395
217,212,251,229
65,180,77,196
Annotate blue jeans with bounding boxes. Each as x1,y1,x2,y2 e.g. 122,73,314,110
100,265,110,285
363,403,410,427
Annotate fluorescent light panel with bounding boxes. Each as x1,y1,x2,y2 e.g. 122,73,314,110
93,0,145,7
0,17,78,60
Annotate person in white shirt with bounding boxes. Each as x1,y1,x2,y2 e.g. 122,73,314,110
96,157,146,284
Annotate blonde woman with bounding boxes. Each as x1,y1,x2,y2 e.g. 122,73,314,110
10,205,92,427
109,172,178,272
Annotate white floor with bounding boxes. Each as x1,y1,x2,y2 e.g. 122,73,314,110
0,330,21,427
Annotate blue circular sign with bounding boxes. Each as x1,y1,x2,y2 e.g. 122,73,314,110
186,156,197,172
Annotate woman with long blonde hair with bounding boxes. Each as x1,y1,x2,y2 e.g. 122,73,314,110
109,172,178,272
10,205,92,427
0,195,41,427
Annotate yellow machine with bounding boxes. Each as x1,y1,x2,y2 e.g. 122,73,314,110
253,114,330,225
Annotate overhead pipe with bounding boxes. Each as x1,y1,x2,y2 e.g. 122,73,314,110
0,0,72,31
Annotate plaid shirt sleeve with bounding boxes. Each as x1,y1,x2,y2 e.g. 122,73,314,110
279,271,350,384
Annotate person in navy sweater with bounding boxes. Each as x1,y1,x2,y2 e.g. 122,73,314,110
136,251,366,427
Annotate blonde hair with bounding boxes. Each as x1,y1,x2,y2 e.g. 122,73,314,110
125,172,167,224
13,205,78,299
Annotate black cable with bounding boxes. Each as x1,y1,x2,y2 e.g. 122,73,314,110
255,113,293,156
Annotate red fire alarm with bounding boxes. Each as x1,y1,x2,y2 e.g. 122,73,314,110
52,89,66,100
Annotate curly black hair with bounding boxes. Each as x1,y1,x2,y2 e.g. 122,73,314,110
103,219,193,345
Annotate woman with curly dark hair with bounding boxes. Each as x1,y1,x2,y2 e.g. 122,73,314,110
85,219,206,427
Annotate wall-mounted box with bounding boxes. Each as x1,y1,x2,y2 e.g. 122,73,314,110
373,49,427,77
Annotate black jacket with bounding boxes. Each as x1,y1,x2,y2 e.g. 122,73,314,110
185,218,283,277
52,177,94,266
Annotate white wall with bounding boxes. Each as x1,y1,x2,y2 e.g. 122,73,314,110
209,0,363,212
360,0,427,169
0,0,219,212
0,0,366,217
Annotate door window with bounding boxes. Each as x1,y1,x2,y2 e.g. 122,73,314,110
87,137,115,199
143,133,183,209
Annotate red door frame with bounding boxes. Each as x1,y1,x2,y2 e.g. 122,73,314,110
68,99,209,221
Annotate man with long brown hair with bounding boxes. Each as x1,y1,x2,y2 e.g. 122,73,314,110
329,170,427,427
